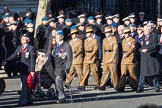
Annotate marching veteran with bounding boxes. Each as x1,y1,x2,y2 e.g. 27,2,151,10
53,30,72,103
137,25,160,93
7,33,36,106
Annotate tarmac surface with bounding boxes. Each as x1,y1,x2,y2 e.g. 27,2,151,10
0,70,162,108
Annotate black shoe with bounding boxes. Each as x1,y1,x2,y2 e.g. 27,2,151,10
13,74,19,77
17,90,21,94
27,102,33,105
64,83,70,89
99,86,106,91
78,86,85,91
7,74,12,78
131,88,137,92
136,88,144,93
117,88,124,92
57,99,66,104
155,88,160,92
94,86,99,90
18,103,28,107
116,86,124,92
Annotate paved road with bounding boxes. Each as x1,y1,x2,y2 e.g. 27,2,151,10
0,70,162,108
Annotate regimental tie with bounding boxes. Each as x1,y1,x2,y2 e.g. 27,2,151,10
145,35,149,41
120,35,123,39
54,44,60,57
20,45,26,54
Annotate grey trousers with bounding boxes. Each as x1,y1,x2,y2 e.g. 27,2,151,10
55,76,65,100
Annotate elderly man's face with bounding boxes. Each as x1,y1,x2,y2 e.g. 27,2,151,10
143,28,151,36
117,26,124,35
21,37,29,44
56,35,63,42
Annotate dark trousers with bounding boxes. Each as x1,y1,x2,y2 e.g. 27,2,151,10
19,75,32,104
55,76,65,100
96,60,102,80
5,60,18,77
138,75,160,91
157,53,162,81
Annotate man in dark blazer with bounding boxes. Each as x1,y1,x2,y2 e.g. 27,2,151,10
53,30,72,103
116,25,125,78
7,33,36,106
92,26,102,80
137,25,160,93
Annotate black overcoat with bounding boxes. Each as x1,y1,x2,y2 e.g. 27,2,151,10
139,34,160,76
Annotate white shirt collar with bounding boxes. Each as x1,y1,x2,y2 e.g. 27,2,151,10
57,40,64,46
92,34,96,38
139,33,144,38
22,44,28,48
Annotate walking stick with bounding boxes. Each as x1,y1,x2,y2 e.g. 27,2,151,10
65,70,73,103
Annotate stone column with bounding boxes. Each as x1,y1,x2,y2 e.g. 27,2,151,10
34,0,51,47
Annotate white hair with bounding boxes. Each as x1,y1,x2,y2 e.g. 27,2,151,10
118,25,125,30
143,25,151,30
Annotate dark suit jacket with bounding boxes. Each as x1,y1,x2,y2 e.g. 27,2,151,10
53,41,72,76
158,34,162,54
7,44,36,74
116,33,124,60
94,34,102,60
44,26,54,39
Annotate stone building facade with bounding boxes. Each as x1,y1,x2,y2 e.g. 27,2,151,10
0,0,38,15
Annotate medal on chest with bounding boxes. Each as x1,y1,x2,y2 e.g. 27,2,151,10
160,36,162,44
146,41,149,45
141,41,143,45
25,52,29,59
